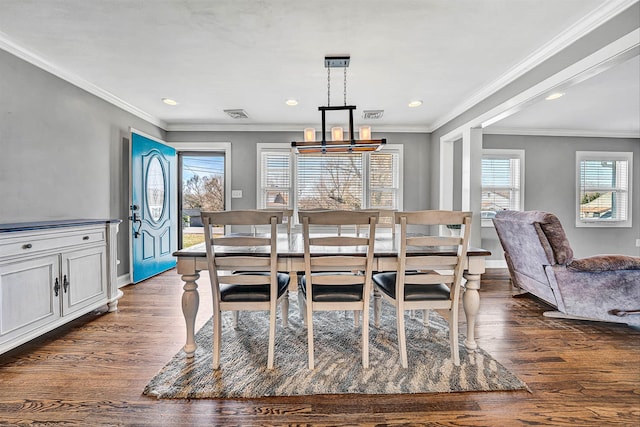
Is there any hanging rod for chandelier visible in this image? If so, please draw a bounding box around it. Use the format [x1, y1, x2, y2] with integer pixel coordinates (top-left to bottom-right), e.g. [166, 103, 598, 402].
[291, 55, 386, 154]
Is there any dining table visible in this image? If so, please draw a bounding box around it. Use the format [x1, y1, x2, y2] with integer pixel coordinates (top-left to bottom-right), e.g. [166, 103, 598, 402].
[173, 231, 491, 358]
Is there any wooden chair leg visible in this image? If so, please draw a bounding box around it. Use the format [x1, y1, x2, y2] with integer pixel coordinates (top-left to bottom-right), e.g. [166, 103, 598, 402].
[397, 306, 408, 368]
[354, 310, 360, 327]
[298, 291, 307, 326]
[232, 311, 239, 328]
[450, 309, 460, 366]
[373, 288, 381, 328]
[268, 303, 276, 369]
[307, 303, 315, 369]
[422, 309, 429, 327]
[281, 291, 289, 328]
[213, 310, 222, 370]
[362, 305, 369, 368]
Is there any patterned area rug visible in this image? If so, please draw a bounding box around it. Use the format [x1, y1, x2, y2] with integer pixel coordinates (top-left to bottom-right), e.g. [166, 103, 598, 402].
[144, 301, 528, 398]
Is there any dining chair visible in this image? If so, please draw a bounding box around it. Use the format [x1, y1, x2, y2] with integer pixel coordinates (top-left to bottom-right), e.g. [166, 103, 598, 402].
[255, 208, 294, 236]
[372, 210, 472, 367]
[357, 208, 397, 238]
[201, 210, 290, 370]
[298, 210, 379, 369]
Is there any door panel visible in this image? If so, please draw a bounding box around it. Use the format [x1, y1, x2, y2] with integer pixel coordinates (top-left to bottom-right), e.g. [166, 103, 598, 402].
[130, 130, 177, 283]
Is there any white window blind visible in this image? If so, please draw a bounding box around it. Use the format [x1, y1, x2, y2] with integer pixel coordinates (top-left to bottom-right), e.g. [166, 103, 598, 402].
[369, 152, 399, 209]
[577, 152, 632, 226]
[260, 150, 291, 208]
[296, 153, 363, 210]
[257, 144, 403, 214]
[481, 150, 524, 225]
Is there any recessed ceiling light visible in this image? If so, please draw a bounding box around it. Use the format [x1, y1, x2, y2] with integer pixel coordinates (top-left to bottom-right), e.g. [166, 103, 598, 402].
[408, 100, 423, 108]
[285, 99, 299, 106]
[545, 92, 564, 101]
[162, 98, 179, 106]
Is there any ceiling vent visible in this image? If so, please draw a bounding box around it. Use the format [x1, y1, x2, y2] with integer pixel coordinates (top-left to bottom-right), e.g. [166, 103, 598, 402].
[224, 109, 249, 119]
[362, 110, 384, 120]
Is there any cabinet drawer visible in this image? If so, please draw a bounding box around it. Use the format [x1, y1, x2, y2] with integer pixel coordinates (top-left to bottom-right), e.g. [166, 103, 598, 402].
[0, 230, 105, 258]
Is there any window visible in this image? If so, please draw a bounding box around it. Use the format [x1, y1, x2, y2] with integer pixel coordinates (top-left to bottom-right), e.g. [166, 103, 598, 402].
[481, 149, 524, 226]
[576, 151, 632, 227]
[257, 143, 402, 216]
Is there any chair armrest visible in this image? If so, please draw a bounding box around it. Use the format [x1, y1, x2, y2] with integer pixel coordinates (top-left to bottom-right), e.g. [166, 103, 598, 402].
[568, 255, 640, 272]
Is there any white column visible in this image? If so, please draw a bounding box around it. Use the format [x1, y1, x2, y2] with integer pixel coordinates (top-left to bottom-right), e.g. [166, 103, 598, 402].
[461, 127, 483, 248]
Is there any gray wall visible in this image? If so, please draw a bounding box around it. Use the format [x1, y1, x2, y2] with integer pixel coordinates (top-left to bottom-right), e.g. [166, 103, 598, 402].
[482, 134, 640, 260]
[166, 131, 431, 212]
[0, 49, 164, 277]
[0, 47, 432, 280]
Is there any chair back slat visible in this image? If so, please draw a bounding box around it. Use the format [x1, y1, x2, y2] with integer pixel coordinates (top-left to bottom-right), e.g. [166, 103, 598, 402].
[218, 274, 271, 285]
[404, 256, 459, 270]
[404, 274, 455, 285]
[213, 236, 272, 247]
[311, 274, 366, 286]
[407, 236, 461, 247]
[214, 256, 271, 270]
[309, 236, 370, 247]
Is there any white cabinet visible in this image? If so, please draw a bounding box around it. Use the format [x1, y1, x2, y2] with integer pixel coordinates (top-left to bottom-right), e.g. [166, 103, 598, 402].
[0, 220, 120, 354]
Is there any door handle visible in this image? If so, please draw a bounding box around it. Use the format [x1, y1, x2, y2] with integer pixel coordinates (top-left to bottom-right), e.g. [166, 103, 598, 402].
[129, 210, 142, 238]
[63, 275, 69, 293]
[54, 278, 60, 296]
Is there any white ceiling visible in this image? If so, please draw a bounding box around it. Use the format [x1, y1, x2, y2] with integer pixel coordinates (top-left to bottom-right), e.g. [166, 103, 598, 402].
[0, 0, 638, 135]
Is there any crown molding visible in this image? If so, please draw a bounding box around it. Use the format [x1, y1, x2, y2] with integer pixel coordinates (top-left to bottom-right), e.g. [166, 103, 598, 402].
[484, 126, 640, 139]
[164, 122, 431, 133]
[428, 0, 639, 133]
[0, 31, 167, 130]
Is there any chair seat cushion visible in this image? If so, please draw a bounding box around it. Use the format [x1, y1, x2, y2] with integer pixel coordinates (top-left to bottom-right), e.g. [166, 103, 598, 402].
[220, 272, 290, 302]
[299, 273, 363, 302]
[372, 272, 450, 301]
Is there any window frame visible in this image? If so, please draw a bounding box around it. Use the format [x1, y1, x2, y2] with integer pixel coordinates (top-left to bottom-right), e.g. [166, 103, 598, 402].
[481, 148, 525, 227]
[575, 151, 633, 228]
[257, 143, 403, 219]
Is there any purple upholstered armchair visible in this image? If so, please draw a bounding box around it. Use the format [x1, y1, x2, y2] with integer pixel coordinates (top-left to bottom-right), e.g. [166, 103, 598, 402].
[493, 210, 640, 326]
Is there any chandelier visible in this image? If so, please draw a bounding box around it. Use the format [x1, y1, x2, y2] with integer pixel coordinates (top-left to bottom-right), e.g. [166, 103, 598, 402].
[291, 55, 386, 154]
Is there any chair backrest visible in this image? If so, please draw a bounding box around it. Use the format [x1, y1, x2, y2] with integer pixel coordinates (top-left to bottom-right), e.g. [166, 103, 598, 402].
[299, 210, 378, 297]
[395, 210, 472, 303]
[492, 210, 574, 286]
[357, 209, 397, 237]
[202, 210, 283, 303]
[255, 208, 293, 235]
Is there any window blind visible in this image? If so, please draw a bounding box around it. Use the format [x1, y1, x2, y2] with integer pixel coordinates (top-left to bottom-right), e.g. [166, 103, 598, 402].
[260, 151, 291, 208]
[579, 159, 628, 221]
[481, 156, 521, 215]
[296, 153, 363, 210]
[369, 152, 399, 209]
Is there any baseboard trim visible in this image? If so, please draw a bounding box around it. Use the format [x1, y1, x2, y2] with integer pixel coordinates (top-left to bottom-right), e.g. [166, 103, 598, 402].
[118, 274, 132, 288]
[485, 260, 508, 269]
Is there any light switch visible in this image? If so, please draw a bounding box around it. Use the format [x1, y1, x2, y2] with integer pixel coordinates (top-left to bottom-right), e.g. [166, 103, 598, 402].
[231, 190, 243, 199]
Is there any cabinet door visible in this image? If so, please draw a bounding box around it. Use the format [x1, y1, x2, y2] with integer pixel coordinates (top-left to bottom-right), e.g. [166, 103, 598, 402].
[0, 255, 61, 348]
[61, 246, 107, 317]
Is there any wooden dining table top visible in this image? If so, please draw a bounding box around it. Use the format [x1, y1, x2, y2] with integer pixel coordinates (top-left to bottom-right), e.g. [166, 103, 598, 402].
[173, 232, 491, 259]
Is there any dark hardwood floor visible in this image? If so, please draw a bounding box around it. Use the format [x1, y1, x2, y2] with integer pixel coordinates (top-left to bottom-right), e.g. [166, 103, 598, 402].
[0, 268, 638, 426]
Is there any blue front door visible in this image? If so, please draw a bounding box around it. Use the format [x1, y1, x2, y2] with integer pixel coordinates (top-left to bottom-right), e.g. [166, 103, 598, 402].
[130, 130, 177, 283]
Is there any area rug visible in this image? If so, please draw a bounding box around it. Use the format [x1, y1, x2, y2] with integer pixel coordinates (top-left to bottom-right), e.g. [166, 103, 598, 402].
[144, 301, 528, 399]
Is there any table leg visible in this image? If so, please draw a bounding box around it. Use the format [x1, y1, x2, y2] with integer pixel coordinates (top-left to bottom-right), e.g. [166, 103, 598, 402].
[181, 273, 200, 358]
[462, 272, 480, 352]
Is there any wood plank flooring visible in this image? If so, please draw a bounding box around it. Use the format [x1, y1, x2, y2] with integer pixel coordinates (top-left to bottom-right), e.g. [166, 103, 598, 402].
[0, 269, 638, 426]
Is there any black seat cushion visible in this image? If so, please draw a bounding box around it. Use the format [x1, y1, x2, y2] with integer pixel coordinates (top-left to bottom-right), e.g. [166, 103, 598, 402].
[220, 272, 290, 302]
[372, 272, 450, 301]
[299, 273, 363, 302]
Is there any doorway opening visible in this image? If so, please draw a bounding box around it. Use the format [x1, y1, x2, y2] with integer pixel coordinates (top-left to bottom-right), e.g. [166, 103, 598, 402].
[178, 152, 225, 249]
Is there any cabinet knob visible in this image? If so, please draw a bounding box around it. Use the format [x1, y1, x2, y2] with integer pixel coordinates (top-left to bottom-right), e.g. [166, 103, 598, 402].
[83, 236, 90, 240]
[22, 243, 32, 249]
